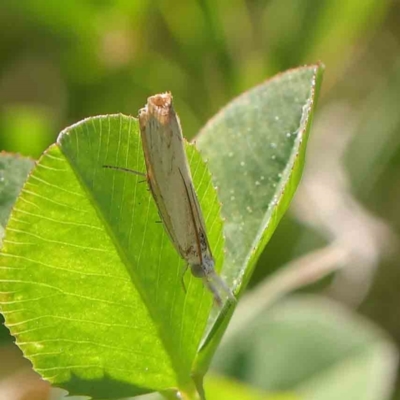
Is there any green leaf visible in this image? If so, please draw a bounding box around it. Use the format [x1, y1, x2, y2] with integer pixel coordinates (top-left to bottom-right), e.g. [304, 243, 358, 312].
[0, 115, 224, 398]
[0, 153, 35, 228]
[194, 64, 324, 374]
[213, 295, 398, 400]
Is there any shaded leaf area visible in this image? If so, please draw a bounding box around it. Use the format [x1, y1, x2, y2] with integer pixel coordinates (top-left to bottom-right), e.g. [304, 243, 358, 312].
[0, 153, 35, 228]
[195, 64, 324, 373]
[0, 153, 35, 344]
[88, 375, 298, 400]
[213, 295, 398, 400]
[0, 115, 224, 398]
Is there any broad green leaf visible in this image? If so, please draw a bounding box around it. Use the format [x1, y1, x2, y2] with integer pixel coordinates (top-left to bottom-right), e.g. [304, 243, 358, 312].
[213, 295, 398, 400]
[194, 64, 324, 374]
[0, 153, 35, 228]
[0, 115, 224, 398]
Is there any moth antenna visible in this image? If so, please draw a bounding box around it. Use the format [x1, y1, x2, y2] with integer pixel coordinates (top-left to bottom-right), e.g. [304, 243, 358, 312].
[204, 272, 236, 307]
[103, 165, 146, 177]
[203, 277, 223, 307]
[205, 271, 236, 303]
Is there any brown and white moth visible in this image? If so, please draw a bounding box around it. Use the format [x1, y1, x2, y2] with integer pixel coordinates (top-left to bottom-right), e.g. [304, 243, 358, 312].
[106, 93, 234, 306]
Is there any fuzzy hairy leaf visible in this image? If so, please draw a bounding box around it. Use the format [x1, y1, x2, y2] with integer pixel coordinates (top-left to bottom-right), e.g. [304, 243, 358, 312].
[194, 64, 324, 374]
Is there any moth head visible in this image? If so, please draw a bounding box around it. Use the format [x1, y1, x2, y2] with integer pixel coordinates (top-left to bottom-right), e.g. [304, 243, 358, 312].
[190, 263, 206, 278]
[190, 253, 215, 278]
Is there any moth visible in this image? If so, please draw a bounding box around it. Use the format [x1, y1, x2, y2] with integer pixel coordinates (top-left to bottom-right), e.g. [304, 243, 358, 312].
[105, 93, 234, 306]
[139, 93, 234, 306]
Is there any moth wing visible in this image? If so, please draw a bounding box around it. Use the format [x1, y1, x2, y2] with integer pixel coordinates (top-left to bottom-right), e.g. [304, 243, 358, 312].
[140, 118, 188, 259]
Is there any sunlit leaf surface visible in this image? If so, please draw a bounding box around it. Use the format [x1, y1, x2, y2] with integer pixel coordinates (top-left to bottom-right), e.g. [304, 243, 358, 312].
[0, 116, 224, 398]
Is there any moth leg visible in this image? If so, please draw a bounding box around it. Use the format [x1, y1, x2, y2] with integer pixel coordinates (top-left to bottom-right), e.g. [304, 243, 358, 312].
[180, 264, 189, 293]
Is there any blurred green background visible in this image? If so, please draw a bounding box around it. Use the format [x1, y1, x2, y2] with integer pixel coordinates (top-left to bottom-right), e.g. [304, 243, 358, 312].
[1, 0, 400, 399]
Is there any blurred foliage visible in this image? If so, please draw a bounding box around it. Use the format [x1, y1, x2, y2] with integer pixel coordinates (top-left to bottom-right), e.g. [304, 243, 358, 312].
[213, 295, 397, 400]
[1, 0, 400, 399]
[0, 0, 390, 147]
[204, 374, 298, 400]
